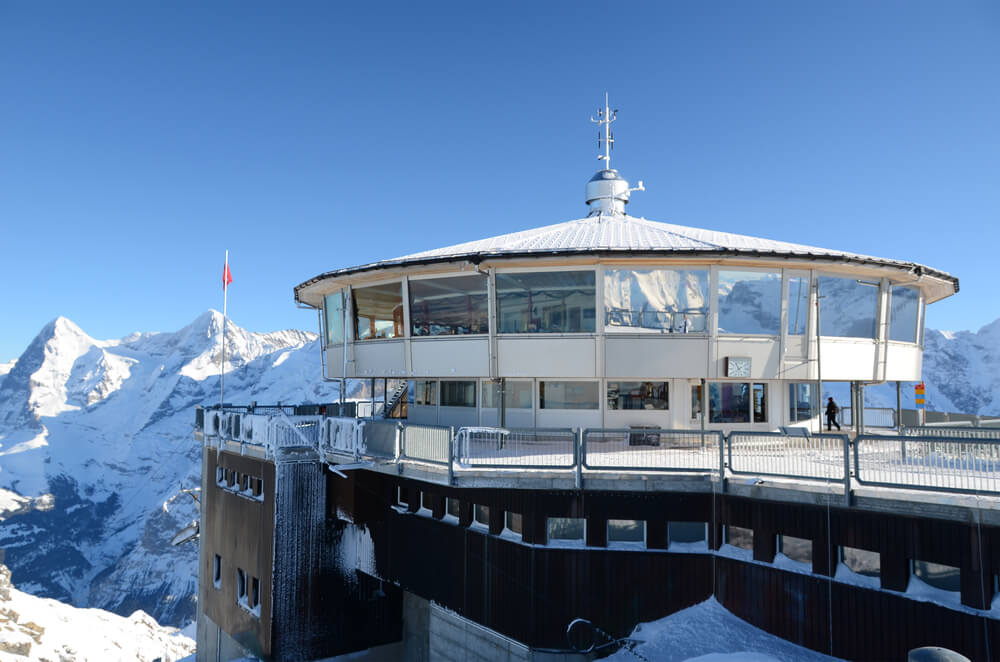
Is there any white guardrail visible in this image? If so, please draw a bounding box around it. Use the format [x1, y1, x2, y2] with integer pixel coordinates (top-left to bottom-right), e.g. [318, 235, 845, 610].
[195, 407, 1000, 497]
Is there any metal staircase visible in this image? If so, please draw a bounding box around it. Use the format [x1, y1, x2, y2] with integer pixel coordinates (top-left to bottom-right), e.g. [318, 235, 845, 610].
[380, 380, 409, 418]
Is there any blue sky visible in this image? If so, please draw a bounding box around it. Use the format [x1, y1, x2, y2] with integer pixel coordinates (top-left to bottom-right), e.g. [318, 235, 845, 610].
[1, 1, 997, 361]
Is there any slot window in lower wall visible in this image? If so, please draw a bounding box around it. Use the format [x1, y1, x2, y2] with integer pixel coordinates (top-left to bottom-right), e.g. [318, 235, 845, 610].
[213, 554, 222, 589]
[724, 525, 753, 551]
[607, 519, 645, 546]
[505, 512, 523, 538]
[547, 517, 586, 546]
[913, 560, 961, 594]
[778, 535, 812, 566]
[841, 546, 880, 579]
[669, 521, 708, 549]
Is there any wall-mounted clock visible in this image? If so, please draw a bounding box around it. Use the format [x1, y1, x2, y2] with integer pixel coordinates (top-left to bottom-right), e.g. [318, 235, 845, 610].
[726, 356, 752, 378]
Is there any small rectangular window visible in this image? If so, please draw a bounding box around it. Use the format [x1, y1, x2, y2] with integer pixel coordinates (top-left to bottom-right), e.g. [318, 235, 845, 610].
[669, 521, 708, 545]
[397, 486, 408, 507]
[441, 381, 476, 407]
[250, 576, 260, 609]
[505, 512, 523, 536]
[913, 560, 960, 593]
[410, 380, 438, 406]
[446, 498, 460, 521]
[778, 535, 812, 565]
[228, 470, 238, 489]
[608, 519, 645, 544]
[474, 504, 490, 527]
[725, 525, 753, 551]
[216, 466, 225, 484]
[842, 547, 880, 578]
[213, 554, 222, 588]
[241, 474, 250, 492]
[539, 381, 599, 410]
[421, 492, 434, 511]
[237, 568, 247, 600]
[547, 517, 585, 543]
[253, 477, 263, 498]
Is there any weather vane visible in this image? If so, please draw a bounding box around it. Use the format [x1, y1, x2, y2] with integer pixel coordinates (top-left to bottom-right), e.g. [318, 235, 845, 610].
[591, 92, 618, 169]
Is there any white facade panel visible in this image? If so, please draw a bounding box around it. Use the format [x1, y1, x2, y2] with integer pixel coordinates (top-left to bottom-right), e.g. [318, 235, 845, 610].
[438, 406, 479, 429]
[714, 338, 780, 379]
[605, 337, 708, 378]
[323, 345, 345, 379]
[884, 343, 923, 381]
[480, 408, 536, 428]
[498, 337, 597, 378]
[411, 337, 489, 377]
[817, 339, 878, 381]
[407, 404, 439, 426]
[604, 409, 672, 430]
[354, 340, 406, 377]
[536, 409, 601, 430]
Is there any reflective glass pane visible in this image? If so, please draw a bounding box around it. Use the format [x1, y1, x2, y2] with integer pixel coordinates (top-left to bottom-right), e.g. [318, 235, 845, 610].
[446, 498, 460, 519]
[889, 286, 919, 343]
[505, 512, 523, 535]
[608, 519, 645, 543]
[788, 383, 817, 422]
[691, 385, 703, 419]
[607, 382, 669, 410]
[779, 535, 812, 564]
[409, 274, 488, 336]
[709, 383, 750, 423]
[913, 560, 960, 592]
[605, 269, 708, 333]
[718, 271, 781, 335]
[441, 381, 476, 407]
[787, 276, 809, 335]
[547, 517, 585, 541]
[474, 504, 490, 526]
[842, 547, 879, 577]
[726, 525, 753, 550]
[409, 380, 438, 406]
[324, 291, 345, 345]
[540, 382, 599, 409]
[497, 271, 596, 333]
[481, 380, 533, 409]
[753, 383, 767, 423]
[670, 521, 707, 544]
[817, 276, 878, 338]
[354, 282, 404, 340]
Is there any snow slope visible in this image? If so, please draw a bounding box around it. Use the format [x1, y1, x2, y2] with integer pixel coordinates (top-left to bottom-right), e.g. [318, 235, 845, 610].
[0, 562, 194, 661]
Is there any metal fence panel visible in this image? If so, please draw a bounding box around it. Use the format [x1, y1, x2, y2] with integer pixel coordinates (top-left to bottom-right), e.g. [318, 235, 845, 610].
[581, 429, 721, 473]
[455, 427, 576, 469]
[902, 426, 1000, 439]
[728, 431, 848, 481]
[401, 425, 452, 466]
[270, 415, 321, 449]
[839, 407, 897, 428]
[362, 421, 400, 459]
[855, 434, 1000, 495]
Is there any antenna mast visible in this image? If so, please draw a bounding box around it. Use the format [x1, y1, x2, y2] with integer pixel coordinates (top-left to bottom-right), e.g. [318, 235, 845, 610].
[591, 92, 617, 169]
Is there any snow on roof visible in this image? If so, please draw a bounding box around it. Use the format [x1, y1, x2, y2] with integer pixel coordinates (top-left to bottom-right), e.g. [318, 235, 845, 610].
[295, 213, 958, 299]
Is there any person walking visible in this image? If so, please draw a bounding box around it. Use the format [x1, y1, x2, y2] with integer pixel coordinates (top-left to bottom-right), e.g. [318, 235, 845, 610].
[825, 397, 841, 431]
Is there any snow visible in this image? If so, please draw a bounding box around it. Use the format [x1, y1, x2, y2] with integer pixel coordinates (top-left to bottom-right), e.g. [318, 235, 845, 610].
[602, 597, 840, 661]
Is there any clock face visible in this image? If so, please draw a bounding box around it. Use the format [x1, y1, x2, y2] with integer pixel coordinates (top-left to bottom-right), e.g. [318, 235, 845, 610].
[727, 357, 751, 378]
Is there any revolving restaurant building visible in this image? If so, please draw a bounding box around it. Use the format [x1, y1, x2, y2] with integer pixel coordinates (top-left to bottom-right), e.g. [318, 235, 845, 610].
[294, 163, 957, 433]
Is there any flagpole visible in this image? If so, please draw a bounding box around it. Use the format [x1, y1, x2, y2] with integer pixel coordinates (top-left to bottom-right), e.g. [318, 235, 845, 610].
[221, 249, 229, 410]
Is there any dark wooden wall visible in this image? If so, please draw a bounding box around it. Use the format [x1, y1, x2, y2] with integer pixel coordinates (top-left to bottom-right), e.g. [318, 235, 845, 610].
[333, 470, 1000, 661]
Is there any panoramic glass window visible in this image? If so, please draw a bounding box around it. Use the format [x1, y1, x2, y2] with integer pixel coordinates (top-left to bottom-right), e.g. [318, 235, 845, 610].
[324, 291, 345, 345]
[889, 285, 919, 343]
[353, 282, 404, 340]
[547, 517, 585, 542]
[607, 382, 669, 410]
[481, 380, 533, 409]
[817, 276, 878, 338]
[539, 381, 599, 409]
[409, 380, 438, 406]
[440, 381, 476, 407]
[788, 383, 817, 422]
[787, 276, 809, 335]
[718, 270, 781, 335]
[604, 269, 709, 333]
[409, 274, 489, 336]
[608, 519, 645, 544]
[496, 271, 596, 333]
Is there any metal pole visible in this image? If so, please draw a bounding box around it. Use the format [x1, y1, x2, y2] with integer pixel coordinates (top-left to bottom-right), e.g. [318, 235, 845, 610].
[499, 378, 506, 429]
[896, 380, 902, 430]
[814, 279, 823, 435]
[221, 249, 229, 410]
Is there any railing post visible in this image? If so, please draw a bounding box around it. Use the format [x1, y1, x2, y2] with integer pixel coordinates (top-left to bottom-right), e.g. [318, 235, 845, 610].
[843, 433, 852, 506]
[448, 427, 455, 485]
[575, 429, 583, 490]
[719, 432, 727, 492]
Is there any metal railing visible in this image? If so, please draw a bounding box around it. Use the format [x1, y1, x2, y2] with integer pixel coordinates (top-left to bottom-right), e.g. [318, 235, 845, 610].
[839, 407, 897, 429]
[195, 405, 1000, 498]
[455, 427, 577, 469]
[581, 429, 721, 473]
[728, 431, 849, 482]
[401, 425, 452, 466]
[855, 435, 1000, 495]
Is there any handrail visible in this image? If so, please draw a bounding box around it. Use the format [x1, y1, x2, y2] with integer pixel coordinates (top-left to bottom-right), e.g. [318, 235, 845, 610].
[195, 405, 1000, 499]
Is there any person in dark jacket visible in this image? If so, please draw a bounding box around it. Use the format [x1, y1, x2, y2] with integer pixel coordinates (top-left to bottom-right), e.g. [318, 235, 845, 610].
[826, 397, 841, 431]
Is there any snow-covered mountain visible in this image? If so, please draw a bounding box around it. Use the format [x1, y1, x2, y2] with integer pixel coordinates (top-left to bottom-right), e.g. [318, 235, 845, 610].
[0, 311, 338, 627]
[0, 310, 996, 634]
[0, 561, 194, 661]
